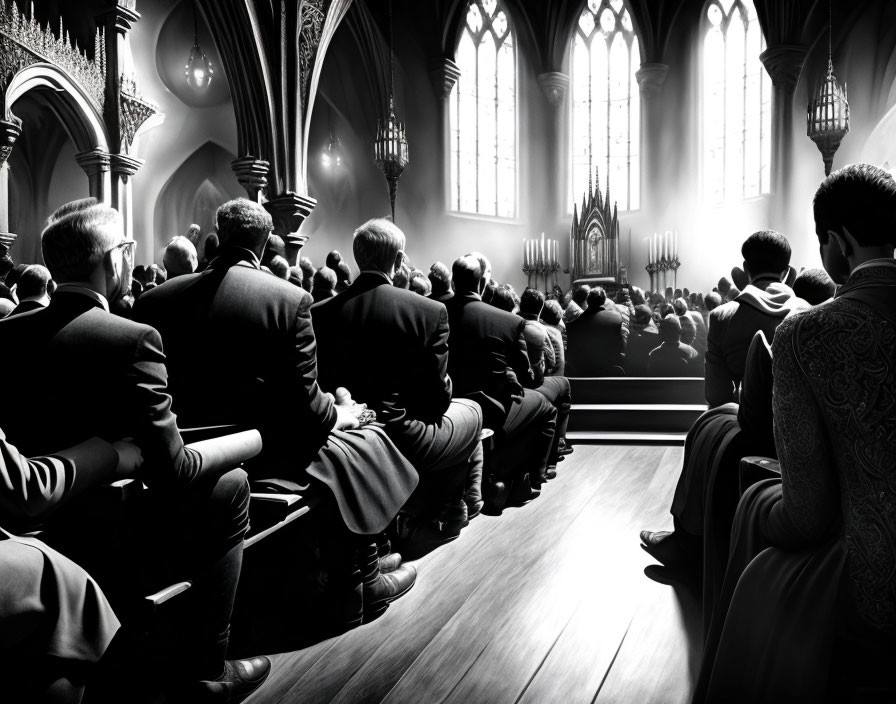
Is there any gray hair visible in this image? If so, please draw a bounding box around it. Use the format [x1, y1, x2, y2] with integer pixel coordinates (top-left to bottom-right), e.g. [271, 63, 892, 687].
[42, 203, 122, 282]
[353, 218, 405, 273]
[162, 235, 198, 277]
[215, 198, 272, 252]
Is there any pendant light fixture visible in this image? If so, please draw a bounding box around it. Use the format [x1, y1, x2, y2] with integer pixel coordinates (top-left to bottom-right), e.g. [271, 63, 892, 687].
[185, 1, 214, 89]
[807, 0, 849, 176]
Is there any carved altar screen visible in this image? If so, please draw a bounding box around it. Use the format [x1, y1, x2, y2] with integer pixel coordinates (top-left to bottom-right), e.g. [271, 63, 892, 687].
[570, 168, 619, 282]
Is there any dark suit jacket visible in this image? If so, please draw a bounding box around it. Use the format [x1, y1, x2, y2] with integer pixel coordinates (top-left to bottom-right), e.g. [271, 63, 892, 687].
[444, 292, 534, 426]
[133, 249, 336, 472]
[311, 272, 452, 426]
[565, 306, 625, 375]
[624, 323, 658, 377]
[648, 341, 699, 376]
[0, 291, 201, 492]
[8, 299, 45, 317]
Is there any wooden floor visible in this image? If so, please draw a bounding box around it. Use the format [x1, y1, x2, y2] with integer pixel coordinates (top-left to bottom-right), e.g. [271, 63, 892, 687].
[247, 444, 703, 704]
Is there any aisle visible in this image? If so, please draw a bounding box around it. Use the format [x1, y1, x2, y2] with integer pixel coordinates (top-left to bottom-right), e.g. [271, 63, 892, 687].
[248, 444, 700, 704]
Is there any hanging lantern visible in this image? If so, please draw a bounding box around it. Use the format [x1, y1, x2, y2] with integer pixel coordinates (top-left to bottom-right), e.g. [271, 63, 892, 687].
[185, 2, 214, 89]
[807, 0, 848, 176]
[373, 0, 409, 223]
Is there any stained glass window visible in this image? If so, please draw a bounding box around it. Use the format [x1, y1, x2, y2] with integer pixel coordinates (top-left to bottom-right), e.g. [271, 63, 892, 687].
[449, 0, 516, 218]
[570, 0, 640, 212]
[702, 0, 772, 204]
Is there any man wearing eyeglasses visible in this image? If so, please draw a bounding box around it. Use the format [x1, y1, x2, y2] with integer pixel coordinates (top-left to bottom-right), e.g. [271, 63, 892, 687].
[0, 200, 271, 702]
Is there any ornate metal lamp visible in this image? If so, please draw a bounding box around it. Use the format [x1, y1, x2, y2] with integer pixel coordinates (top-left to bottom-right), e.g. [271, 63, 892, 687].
[374, 0, 408, 223]
[185, 1, 214, 89]
[807, 0, 848, 176]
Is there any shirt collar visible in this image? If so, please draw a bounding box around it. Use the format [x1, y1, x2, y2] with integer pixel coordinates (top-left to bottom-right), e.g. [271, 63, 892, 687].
[360, 269, 392, 284]
[851, 257, 896, 274]
[54, 284, 109, 312]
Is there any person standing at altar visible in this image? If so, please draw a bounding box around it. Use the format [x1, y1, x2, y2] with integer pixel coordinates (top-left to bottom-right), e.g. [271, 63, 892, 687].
[704, 230, 803, 407]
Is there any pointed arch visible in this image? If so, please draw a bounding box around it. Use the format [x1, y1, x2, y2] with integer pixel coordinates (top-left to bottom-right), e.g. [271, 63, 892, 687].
[569, 0, 641, 212]
[449, 0, 517, 218]
[701, 0, 772, 204]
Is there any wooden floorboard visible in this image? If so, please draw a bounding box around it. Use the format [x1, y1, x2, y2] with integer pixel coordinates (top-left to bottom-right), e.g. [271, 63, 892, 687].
[246, 444, 698, 704]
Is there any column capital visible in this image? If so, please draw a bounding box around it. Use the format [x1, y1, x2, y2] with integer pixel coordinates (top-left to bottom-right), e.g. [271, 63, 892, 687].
[263, 192, 317, 264]
[429, 58, 462, 101]
[75, 148, 112, 177]
[97, 2, 141, 35]
[0, 117, 23, 166]
[109, 153, 143, 182]
[760, 45, 808, 95]
[537, 72, 569, 108]
[231, 157, 270, 201]
[635, 63, 669, 100]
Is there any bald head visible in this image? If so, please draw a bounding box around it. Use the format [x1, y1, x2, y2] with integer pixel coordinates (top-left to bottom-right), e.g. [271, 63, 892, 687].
[163, 235, 198, 278]
[17, 264, 53, 301]
[353, 218, 405, 274]
[452, 255, 483, 294]
[42, 203, 122, 283]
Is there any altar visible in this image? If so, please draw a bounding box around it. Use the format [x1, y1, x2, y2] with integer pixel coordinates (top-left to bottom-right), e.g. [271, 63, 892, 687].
[569, 169, 627, 296]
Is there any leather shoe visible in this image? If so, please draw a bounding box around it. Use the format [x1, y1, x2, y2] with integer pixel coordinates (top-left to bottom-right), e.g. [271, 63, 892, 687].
[643, 564, 697, 587]
[544, 465, 558, 480]
[363, 562, 417, 623]
[466, 498, 484, 520]
[392, 513, 460, 559]
[640, 530, 695, 569]
[192, 656, 271, 703]
[440, 500, 469, 533]
[379, 552, 402, 573]
[481, 477, 507, 516]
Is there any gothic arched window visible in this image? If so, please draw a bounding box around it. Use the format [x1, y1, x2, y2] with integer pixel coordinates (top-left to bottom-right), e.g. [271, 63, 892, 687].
[570, 0, 641, 212]
[449, 0, 517, 218]
[702, 0, 771, 204]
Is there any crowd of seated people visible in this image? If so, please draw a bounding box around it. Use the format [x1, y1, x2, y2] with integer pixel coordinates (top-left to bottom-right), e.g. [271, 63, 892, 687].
[639, 164, 896, 701]
[0, 198, 573, 702]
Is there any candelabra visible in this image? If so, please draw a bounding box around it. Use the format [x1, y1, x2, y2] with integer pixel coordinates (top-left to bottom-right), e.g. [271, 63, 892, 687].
[645, 255, 680, 293]
[522, 235, 560, 294]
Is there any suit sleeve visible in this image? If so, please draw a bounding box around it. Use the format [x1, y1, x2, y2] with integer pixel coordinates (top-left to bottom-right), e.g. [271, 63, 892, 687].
[705, 309, 736, 407]
[290, 291, 337, 449]
[128, 326, 204, 489]
[418, 304, 453, 421]
[762, 316, 838, 547]
[0, 430, 118, 523]
[512, 319, 537, 389]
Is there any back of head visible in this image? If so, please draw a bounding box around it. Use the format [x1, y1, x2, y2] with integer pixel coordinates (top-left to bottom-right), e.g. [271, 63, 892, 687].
[451, 255, 483, 294]
[717, 277, 732, 295]
[673, 288, 683, 300]
[47, 197, 99, 225]
[203, 232, 219, 261]
[353, 218, 405, 274]
[428, 261, 452, 296]
[216, 198, 273, 255]
[586, 286, 606, 310]
[41, 203, 122, 283]
[268, 255, 290, 280]
[541, 299, 563, 325]
[393, 262, 410, 289]
[325, 250, 343, 270]
[519, 287, 545, 316]
[664, 286, 673, 301]
[572, 284, 590, 306]
[17, 264, 52, 300]
[491, 285, 515, 312]
[659, 314, 682, 343]
[313, 266, 337, 291]
[4, 262, 28, 289]
[658, 302, 674, 319]
[813, 163, 896, 249]
[672, 297, 689, 316]
[409, 271, 432, 296]
[335, 260, 352, 285]
[287, 265, 303, 288]
[705, 291, 722, 311]
[630, 286, 645, 306]
[678, 313, 697, 344]
[633, 304, 653, 326]
[162, 235, 198, 277]
[741, 230, 791, 277]
[0, 283, 14, 303]
[727, 286, 740, 300]
[793, 267, 836, 305]
[263, 234, 286, 264]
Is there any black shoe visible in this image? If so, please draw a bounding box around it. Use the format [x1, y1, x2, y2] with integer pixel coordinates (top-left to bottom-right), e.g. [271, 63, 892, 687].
[363, 563, 417, 623]
[440, 500, 469, 533]
[379, 552, 402, 573]
[643, 563, 697, 587]
[191, 656, 272, 703]
[506, 475, 539, 507]
[544, 465, 558, 480]
[640, 530, 695, 569]
[392, 513, 460, 559]
[480, 476, 507, 516]
[465, 498, 484, 520]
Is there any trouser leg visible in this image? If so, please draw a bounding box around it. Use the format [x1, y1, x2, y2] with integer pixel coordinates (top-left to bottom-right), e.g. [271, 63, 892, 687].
[496, 389, 556, 490]
[535, 376, 571, 467]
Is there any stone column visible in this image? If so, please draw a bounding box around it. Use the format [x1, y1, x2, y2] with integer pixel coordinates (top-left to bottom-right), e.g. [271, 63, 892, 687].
[231, 157, 270, 203]
[109, 153, 142, 242]
[760, 45, 807, 232]
[263, 192, 317, 265]
[0, 117, 23, 269]
[429, 58, 461, 216]
[75, 148, 112, 202]
[635, 63, 669, 215]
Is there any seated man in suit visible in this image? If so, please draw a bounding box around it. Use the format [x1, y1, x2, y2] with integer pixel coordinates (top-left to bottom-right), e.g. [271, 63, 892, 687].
[566, 287, 625, 376]
[648, 315, 699, 377]
[674, 297, 707, 360]
[445, 255, 556, 511]
[0, 201, 270, 701]
[624, 304, 658, 376]
[312, 219, 483, 555]
[705, 230, 804, 406]
[162, 235, 198, 279]
[518, 287, 572, 481]
[8, 264, 53, 316]
[134, 199, 418, 629]
[428, 261, 454, 302]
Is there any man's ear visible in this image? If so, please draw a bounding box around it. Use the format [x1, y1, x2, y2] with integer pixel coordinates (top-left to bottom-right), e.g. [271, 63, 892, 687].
[742, 261, 751, 281]
[828, 228, 850, 258]
[393, 250, 404, 272]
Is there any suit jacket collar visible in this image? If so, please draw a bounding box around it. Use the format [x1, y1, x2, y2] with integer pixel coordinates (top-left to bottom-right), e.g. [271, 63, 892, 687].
[208, 246, 261, 271]
[52, 285, 109, 313]
[457, 291, 482, 303]
[352, 271, 393, 293]
[838, 259, 896, 297]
